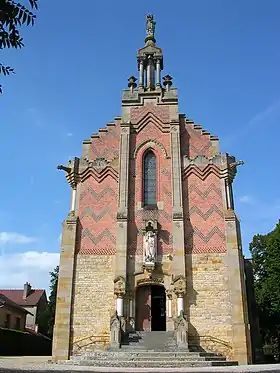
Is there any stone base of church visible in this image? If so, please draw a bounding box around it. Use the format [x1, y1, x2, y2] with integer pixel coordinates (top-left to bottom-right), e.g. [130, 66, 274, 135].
[53, 251, 251, 365]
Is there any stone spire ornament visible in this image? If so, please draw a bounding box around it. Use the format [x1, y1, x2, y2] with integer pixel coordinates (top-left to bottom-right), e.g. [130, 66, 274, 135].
[136, 14, 163, 91]
[145, 14, 156, 45]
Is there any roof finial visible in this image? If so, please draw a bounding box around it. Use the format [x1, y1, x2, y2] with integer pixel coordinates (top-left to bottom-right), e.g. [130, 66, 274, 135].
[145, 14, 156, 45]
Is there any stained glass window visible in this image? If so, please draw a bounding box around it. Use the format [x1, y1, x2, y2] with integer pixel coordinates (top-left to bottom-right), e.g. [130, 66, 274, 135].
[143, 151, 156, 206]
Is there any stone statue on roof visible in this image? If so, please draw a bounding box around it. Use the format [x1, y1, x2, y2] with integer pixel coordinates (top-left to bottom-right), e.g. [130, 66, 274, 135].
[146, 14, 156, 39]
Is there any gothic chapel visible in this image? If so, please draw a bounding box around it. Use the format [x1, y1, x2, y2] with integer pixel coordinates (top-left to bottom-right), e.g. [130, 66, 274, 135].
[53, 15, 252, 364]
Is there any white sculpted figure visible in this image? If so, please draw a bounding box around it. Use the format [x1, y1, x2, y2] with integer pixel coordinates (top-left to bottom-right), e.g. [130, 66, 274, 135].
[144, 230, 156, 263]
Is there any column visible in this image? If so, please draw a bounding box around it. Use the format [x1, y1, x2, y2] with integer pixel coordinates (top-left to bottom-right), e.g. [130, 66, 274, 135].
[156, 59, 161, 88]
[116, 297, 123, 317]
[70, 188, 76, 211]
[225, 179, 232, 209]
[146, 59, 151, 90]
[168, 297, 172, 318]
[139, 60, 144, 89]
[129, 298, 134, 318]
[177, 296, 184, 316]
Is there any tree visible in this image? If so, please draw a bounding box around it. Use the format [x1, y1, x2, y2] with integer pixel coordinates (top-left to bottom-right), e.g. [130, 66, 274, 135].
[0, 0, 38, 93]
[37, 265, 59, 338]
[250, 220, 280, 358]
[48, 265, 59, 337]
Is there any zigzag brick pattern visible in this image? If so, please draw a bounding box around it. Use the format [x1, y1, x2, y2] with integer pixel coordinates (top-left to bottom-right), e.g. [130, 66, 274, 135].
[183, 173, 226, 254]
[78, 177, 117, 255]
[131, 103, 169, 125]
[128, 107, 172, 256]
[180, 120, 213, 158]
[89, 119, 121, 160]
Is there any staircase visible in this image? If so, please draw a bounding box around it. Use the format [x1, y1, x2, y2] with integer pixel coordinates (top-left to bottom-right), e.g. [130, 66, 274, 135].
[69, 331, 238, 368]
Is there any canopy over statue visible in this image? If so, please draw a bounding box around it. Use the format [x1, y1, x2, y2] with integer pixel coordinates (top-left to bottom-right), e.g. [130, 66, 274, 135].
[145, 14, 156, 44]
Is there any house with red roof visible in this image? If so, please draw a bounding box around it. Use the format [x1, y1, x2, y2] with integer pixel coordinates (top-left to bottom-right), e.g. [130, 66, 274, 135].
[0, 293, 33, 331]
[0, 282, 47, 332]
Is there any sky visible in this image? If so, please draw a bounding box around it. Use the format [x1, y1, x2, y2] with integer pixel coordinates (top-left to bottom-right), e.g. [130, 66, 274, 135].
[0, 0, 279, 294]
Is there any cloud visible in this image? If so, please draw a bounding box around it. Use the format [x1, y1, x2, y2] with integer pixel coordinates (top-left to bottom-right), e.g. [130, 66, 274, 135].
[0, 232, 36, 245]
[239, 195, 254, 204]
[0, 251, 60, 292]
[222, 99, 280, 146]
[66, 132, 73, 137]
[247, 100, 280, 127]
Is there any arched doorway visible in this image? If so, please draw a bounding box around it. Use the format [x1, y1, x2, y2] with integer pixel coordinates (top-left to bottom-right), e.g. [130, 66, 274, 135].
[135, 285, 166, 331]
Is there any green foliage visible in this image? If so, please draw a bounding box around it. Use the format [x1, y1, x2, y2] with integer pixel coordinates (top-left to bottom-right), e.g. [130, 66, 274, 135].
[250, 220, 280, 352]
[48, 265, 59, 336]
[0, 0, 38, 93]
[37, 265, 59, 338]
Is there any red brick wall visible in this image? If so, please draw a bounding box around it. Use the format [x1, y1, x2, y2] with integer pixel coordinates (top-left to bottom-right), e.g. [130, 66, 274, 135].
[78, 121, 120, 255]
[182, 123, 226, 254]
[181, 122, 213, 158]
[89, 120, 121, 160]
[128, 105, 172, 256]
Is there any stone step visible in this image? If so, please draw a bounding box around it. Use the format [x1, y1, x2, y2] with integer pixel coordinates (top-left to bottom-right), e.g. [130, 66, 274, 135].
[79, 356, 226, 362]
[76, 359, 238, 368]
[110, 350, 212, 357]
[69, 331, 238, 368]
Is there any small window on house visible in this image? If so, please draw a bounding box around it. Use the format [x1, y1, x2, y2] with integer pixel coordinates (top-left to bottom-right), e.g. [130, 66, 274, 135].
[4, 313, 11, 329]
[15, 317, 21, 330]
[143, 151, 157, 206]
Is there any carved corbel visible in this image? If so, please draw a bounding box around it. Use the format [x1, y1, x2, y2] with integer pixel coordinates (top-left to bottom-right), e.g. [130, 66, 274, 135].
[57, 157, 80, 189]
[229, 160, 244, 169]
[173, 275, 186, 297]
[114, 276, 126, 297]
[227, 157, 244, 183]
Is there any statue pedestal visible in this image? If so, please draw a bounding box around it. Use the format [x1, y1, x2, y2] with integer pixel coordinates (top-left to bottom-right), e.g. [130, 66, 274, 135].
[143, 262, 155, 273]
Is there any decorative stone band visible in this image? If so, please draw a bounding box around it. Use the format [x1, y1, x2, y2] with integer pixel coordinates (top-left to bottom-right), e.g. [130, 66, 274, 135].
[183, 154, 244, 183]
[57, 156, 119, 188]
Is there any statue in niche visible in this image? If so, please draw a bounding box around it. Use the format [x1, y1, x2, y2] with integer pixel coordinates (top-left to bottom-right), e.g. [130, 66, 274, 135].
[144, 230, 156, 263]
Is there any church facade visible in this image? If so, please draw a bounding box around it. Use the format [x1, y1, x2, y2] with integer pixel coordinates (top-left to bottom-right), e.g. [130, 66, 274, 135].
[53, 15, 252, 364]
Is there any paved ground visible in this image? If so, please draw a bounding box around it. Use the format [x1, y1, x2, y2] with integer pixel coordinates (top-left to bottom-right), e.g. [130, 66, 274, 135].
[1, 357, 280, 372]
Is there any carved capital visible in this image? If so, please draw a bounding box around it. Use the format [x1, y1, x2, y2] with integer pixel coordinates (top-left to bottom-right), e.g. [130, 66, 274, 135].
[166, 289, 173, 299]
[173, 275, 186, 297]
[172, 212, 183, 221]
[114, 276, 126, 297]
[137, 275, 163, 287]
[117, 212, 128, 221]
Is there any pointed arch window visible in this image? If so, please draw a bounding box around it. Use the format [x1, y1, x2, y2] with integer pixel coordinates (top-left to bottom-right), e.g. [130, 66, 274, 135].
[143, 151, 157, 206]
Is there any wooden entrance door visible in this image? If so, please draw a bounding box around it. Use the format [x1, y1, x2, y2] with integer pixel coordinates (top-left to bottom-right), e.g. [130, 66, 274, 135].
[136, 286, 151, 331]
